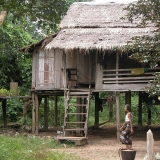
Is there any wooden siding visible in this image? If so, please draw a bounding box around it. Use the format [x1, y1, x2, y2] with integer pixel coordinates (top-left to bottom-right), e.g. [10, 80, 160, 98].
[33, 48, 63, 89]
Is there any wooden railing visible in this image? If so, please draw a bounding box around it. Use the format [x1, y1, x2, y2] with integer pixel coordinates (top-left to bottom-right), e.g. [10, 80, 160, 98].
[102, 67, 160, 84]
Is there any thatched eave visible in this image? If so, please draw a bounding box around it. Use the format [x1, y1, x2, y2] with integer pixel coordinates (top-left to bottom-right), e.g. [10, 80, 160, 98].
[45, 27, 155, 53]
[20, 33, 57, 53]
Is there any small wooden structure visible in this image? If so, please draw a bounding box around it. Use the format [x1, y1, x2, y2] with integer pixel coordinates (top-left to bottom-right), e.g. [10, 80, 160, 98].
[21, 2, 158, 144]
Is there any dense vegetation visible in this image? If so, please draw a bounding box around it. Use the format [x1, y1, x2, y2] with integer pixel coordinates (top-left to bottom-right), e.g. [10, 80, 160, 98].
[125, 0, 160, 96]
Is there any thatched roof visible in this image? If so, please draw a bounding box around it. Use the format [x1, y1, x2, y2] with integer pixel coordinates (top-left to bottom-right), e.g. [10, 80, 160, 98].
[45, 2, 154, 52]
[21, 33, 57, 53]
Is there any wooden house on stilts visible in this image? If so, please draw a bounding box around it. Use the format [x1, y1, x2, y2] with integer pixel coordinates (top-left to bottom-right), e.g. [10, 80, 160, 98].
[22, 2, 158, 145]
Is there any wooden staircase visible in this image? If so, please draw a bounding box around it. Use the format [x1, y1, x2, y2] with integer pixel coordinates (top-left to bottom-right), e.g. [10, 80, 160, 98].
[56, 87, 91, 145]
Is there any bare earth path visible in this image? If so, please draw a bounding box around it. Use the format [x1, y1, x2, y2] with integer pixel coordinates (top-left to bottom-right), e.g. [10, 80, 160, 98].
[47, 124, 160, 160]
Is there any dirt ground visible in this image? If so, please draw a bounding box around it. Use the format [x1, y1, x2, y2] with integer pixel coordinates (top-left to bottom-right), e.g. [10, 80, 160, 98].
[42, 124, 160, 160]
[1, 124, 160, 160]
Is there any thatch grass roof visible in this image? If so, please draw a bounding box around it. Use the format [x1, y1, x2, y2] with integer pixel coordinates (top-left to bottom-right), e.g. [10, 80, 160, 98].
[21, 33, 57, 53]
[45, 2, 155, 52]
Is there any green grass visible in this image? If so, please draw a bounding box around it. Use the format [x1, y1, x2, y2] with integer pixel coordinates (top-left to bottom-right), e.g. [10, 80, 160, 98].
[0, 135, 81, 160]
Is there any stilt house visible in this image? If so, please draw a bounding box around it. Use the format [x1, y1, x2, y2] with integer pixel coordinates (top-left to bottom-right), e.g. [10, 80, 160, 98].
[22, 2, 158, 144]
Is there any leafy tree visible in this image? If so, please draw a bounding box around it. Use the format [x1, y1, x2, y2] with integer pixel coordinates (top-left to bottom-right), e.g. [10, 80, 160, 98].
[0, 0, 92, 34]
[125, 0, 160, 96]
[0, 15, 36, 91]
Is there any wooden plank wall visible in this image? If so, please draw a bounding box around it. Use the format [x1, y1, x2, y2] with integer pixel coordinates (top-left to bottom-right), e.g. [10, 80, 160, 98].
[33, 47, 63, 89]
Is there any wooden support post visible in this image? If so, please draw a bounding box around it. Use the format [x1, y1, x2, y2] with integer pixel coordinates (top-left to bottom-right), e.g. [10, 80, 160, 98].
[2, 99, 7, 128]
[44, 96, 49, 131]
[32, 92, 36, 134]
[125, 91, 131, 106]
[35, 94, 39, 135]
[109, 92, 113, 121]
[54, 96, 58, 127]
[116, 92, 120, 140]
[147, 129, 154, 160]
[148, 108, 151, 126]
[138, 91, 142, 129]
[94, 92, 99, 129]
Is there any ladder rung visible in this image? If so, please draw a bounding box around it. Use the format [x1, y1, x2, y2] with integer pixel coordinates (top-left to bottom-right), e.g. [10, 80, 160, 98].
[68, 104, 87, 107]
[67, 113, 87, 115]
[65, 122, 86, 124]
[69, 96, 88, 98]
[64, 128, 86, 131]
[69, 92, 89, 95]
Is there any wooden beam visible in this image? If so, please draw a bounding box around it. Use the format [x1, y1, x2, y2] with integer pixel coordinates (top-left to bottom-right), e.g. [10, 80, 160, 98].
[54, 96, 58, 127]
[32, 92, 36, 134]
[148, 108, 151, 126]
[109, 92, 113, 121]
[125, 91, 131, 106]
[44, 96, 49, 131]
[138, 91, 142, 129]
[94, 92, 99, 129]
[2, 99, 7, 128]
[116, 92, 120, 140]
[35, 94, 39, 135]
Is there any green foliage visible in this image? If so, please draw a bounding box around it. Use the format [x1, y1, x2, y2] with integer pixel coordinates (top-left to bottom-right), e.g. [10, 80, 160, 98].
[0, 15, 35, 91]
[0, 0, 92, 33]
[0, 88, 13, 96]
[0, 135, 79, 160]
[145, 72, 160, 96]
[124, 0, 160, 96]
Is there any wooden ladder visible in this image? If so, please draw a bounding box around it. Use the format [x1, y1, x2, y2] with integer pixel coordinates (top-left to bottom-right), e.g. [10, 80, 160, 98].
[56, 87, 91, 145]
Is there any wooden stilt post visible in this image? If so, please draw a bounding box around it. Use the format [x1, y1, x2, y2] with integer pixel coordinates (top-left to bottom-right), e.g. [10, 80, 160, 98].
[94, 92, 99, 129]
[116, 92, 120, 140]
[148, 108, 151, 126]
[44, 96, 49, 131]
[125, 91, 131, 106]
[54, 96, 58, 127]
[2, 99, 7, 128]
[35, 94, 39, 135]
[138, 91, 142, 129]
[109, 92, 113, 121]
[32, 92, 36, 134]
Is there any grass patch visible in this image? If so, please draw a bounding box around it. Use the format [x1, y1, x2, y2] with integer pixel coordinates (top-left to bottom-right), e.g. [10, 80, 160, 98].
[0, 135, 81, 160]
